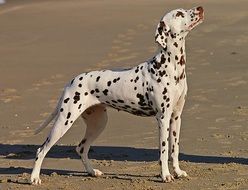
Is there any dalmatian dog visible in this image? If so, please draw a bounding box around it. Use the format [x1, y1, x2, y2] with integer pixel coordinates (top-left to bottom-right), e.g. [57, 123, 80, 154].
[31, 6, 204, 184]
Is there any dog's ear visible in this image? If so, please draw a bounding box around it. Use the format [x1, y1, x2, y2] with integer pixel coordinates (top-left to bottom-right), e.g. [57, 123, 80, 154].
[155, 21, 170, 50]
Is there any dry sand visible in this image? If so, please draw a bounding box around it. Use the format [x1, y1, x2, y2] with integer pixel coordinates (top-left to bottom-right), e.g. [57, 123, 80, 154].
[0, 0, 248, 189]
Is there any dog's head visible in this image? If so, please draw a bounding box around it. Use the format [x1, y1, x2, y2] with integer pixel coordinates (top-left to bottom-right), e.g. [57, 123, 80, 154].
[155, 6, 204, 49]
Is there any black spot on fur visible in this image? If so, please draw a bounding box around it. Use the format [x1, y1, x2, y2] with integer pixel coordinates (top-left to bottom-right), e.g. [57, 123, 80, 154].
[134, 76, 139, 83]
[150, 68, 155, 74]
[159, 70, 166, 77]
[103, 89, 108, 96]
[117, 99, 124, 103]
[79, 138, 86, 146]
[136, 93, 146, 106]
[180, 47, 183, 54]
[60, 108, 64, 112]
[65, 120, 68, 125]
[84, 92, 88, 96]
[79, 76, 83, 81]
[173, 131, 176, 137]
[162, 141, 166, 146]
[160, 54, 166, 64]
[162, 107, 165, 113]
[157, 21, 165, 35]
[145, 92, 149, 100]
[107, 81, 111, 86]
[64, 98, 70, 104]
[67, 112, 71, 119]
[78, 84, 82, 87]
[179, 55, 185, 65]
[73, 92, 80, 104]
[113, 77, 120, 83]
[80, 147, 84, 154]
[70, 79, 75, 85]
[96, 76, 100, 82]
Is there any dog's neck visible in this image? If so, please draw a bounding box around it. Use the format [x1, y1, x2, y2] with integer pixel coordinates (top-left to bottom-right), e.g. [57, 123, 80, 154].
[150, 37, 186, 84]
[167, 37, 186, 61]
[155, 38, 186, 67]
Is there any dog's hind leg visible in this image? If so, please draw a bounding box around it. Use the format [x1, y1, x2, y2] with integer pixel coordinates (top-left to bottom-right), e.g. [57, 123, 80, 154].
[76, 105, 108, 177]
[31, 88, 94, 184]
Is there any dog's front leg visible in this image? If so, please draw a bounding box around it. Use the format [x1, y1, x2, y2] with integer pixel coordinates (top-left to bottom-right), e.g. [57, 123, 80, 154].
[170, 95, 188, 178]
[157, 112, 174, 183]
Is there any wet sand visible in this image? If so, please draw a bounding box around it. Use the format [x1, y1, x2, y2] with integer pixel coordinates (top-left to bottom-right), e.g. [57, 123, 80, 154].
[0, 0, 247, 189]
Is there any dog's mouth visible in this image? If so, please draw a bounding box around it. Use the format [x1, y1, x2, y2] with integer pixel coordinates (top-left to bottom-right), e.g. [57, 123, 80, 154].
[188, 6, 204, 30]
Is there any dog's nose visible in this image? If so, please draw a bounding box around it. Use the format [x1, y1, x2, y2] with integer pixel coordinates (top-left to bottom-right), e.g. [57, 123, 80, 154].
[196, 6, 204, 13]
[196, 6, 204, 19]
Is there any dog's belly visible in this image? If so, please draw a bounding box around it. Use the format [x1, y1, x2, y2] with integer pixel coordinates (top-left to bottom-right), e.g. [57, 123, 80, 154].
[104, 99, 156, 117]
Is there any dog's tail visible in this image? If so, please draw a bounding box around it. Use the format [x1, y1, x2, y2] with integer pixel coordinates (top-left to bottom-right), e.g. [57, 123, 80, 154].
[34, 108, 58, 135]
[34, 91, 65, 135]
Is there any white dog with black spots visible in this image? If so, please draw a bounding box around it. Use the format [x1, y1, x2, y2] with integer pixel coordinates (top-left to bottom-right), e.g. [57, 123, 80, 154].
[31, 6, 204, 184]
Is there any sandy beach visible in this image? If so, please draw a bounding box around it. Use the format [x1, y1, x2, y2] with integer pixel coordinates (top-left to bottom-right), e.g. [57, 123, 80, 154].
[0, 0, 247, 189]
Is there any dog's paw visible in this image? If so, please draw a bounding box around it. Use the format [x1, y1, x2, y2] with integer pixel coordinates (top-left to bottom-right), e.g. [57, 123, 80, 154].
[30, 176, 41, 185]
[90, 169, 103, 177]
[162, 174, 174, 183]
[174, 169, 188, 178]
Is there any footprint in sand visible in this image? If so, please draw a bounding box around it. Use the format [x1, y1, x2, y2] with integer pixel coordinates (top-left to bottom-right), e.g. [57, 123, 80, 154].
[191, 95, 210, 103]
[0, 88, 21, 103]
[234, 106, 248, 116]
[223, 76, 247, 87]
[212, 133, 232, 146]
[10, 128, 33, 138]
[29, 74, 65, 91]
[215, 117, 228, 123]
[185, 104, 200, 114]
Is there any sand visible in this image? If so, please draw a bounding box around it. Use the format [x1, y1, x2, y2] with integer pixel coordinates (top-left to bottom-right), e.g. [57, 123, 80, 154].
[0, 0, 247, 189]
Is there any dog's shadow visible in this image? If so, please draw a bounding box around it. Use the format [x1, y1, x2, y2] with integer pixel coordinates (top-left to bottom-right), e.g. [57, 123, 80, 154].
[0, 144, 247, 177]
